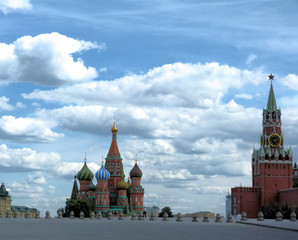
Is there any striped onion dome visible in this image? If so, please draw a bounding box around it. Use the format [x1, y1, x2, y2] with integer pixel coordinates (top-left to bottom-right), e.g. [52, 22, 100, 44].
[87, 181, 96, 191]
[117, 178, 129, 190]
[77, 156, 94, 181]
[129, 160, 142, 178]
[95, 161, 110, 181]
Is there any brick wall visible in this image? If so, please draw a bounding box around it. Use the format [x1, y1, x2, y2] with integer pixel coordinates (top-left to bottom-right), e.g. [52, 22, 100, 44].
[279, 188, 298, 208]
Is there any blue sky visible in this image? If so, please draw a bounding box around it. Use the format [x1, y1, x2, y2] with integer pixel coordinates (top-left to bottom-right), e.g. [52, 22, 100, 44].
[1, 0, 298, 215]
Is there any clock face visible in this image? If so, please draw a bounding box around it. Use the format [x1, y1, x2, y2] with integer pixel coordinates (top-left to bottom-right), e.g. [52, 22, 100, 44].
[268, 133, 281, 148]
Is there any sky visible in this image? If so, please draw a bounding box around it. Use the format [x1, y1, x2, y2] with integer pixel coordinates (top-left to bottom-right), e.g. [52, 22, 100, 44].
[1, 0, 298, 216]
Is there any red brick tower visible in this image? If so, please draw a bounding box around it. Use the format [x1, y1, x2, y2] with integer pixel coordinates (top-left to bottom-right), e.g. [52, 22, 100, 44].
[232, 74, 295, 218]
[105, 122, 124, 206]
[129, 159, 144, 211]
[252, 74, 293, 206]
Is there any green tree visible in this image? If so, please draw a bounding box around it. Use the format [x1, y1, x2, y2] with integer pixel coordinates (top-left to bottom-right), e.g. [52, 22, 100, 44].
[57, 207, 65, 217]
[158, 207, 173, 217]
[261, 203, 298, 219]
[64, 198, 94, 218]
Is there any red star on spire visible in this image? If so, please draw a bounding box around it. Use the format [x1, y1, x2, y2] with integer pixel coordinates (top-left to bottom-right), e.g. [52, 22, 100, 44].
[268, 73, 274, 80]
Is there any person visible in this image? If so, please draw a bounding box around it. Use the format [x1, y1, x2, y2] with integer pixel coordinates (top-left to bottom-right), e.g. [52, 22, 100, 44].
[143, 208, 147, 218]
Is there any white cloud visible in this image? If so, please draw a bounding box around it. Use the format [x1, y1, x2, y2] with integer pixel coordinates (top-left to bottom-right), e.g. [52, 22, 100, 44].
[0, 144, 101, 179]
[0, 97, 26, 111]
[235, 93, 253, 100]
[27, 172, 47, 185]
[22, 62, 265, 106]
[0, 0, 32, 14]
[0, 33, 105, 86]
[16, 102, 25, 108]
[0, 116, 64, 142]
[0, 96, 14, 110]
[281, 74, 298, 90]
[245, 53, 257, 66]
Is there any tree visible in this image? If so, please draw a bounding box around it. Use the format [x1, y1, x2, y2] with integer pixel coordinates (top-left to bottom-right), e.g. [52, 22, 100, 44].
[158, 207, 173, 217]
[64, 198, 94, 218]
[57, 207, 65, 217]
[261, 203, 298, 219]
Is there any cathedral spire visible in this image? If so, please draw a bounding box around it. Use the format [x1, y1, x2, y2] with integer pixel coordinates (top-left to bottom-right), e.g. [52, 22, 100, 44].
[107, 122, 121, 159]
[266, 74, 277, 112]
[71, 175, 78, 200]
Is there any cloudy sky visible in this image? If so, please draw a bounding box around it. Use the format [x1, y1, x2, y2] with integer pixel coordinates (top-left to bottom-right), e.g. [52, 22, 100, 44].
[1, 0, 298, 216]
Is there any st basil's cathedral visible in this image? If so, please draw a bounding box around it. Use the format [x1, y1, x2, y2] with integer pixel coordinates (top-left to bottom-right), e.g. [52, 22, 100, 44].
[71, 122, 144, 213]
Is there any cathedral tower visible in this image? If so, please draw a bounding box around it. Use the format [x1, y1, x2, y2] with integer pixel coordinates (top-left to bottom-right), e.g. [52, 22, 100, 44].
[105, 122, 124, 206]
[76, 154, 94, 199]
[95, 161, 110, 212]
[129, 159, 144, 211]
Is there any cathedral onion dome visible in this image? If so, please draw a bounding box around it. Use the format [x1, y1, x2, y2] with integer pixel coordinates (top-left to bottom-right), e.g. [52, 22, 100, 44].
[117, 178, 129, 190]
[130, 160, 142, 178]
[77, 155, 94, 181]
[111, 122, 118, 132]
[87, 181, 96, 191]
[95, 161, 110, 181]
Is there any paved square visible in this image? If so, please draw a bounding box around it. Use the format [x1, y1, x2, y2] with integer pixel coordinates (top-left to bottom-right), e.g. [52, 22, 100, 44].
[0, 218, 297, 240]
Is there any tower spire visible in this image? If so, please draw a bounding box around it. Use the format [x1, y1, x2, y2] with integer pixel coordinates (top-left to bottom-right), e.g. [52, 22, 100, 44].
[266, 74, 277, 112]
[107, 122, 121, 158]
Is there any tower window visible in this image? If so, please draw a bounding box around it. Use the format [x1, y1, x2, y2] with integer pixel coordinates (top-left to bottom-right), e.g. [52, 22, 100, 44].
[265, 154, 269, 160]
[272, 112, 276, 119]
[279, 155, 282, 160]
[285, 155, 289, 160]
[266, 112, 270, 120]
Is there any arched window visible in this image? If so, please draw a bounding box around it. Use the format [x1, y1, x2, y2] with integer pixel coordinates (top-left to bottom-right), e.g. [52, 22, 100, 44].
[266, 112, 270, 120]
[285, 154, 289, 160]
[265, 154, 269, 160]
[279, 154, 283, 160]
[272, 112, 276, 119]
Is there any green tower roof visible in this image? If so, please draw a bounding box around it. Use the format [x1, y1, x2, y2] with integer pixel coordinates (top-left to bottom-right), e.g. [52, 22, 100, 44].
[266, 80, 277, 112]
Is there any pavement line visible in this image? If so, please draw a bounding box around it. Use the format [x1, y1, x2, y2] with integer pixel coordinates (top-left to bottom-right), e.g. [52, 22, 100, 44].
[236, 221, 298, 233]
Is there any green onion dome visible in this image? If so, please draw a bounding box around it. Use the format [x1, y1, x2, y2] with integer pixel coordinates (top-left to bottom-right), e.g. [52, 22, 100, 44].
[117, 178, 129, 190]
[77, 155, 94, 181]
[130, 160, 142, 178]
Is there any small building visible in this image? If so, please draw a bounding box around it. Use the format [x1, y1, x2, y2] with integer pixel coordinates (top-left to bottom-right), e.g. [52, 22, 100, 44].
[11, 205, 38, 218]
[145, 206, 159, 215]
[225, 194, 231, 217]
[0, 183, 39, 217]
[0, 183, 11, 216]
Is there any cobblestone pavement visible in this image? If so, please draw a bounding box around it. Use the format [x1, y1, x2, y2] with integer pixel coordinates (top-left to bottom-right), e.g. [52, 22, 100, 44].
[0, 217, 297, 240]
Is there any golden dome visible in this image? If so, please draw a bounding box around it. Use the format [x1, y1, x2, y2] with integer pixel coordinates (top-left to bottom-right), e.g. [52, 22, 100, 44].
[117, 178, 129, 190]
[111, 122, 118, 132]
